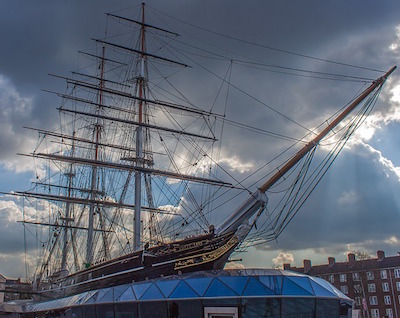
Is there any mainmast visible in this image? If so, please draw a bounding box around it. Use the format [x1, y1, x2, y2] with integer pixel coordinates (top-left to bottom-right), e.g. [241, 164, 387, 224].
[134, 2, 146, 251]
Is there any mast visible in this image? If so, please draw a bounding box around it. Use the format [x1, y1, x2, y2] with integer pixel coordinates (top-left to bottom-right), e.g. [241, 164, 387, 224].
[86, 44, 106, 267]
[217, 66, 396, 236]
[134, 2, 146, 251]
[60, 137, 75, 273]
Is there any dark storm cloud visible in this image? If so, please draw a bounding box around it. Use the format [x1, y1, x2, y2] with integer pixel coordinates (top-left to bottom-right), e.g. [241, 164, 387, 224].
[0, 0, 398, 141]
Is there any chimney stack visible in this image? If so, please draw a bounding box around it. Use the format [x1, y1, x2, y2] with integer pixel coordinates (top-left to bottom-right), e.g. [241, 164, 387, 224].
[303, 259, 311, 273]
[328, 257, 335, 267]
[283, 263, 291, 270]
[377, 250, 385, 261]
[348, 253, 356, 263]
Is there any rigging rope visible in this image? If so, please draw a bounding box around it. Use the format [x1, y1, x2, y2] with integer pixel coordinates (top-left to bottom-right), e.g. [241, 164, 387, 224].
[240, 83, 384, 250]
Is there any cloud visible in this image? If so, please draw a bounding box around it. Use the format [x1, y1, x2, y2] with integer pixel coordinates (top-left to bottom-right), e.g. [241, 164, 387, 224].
[219, 155, 254, 174]
[272, 252, 294, 267]
[0, 75, 38, 172]
[0, 197, 29, 256]
[389, 25, 400, 52]
[224, 262, 245, 270]
[363, 142, 400, 180]
[384, 236, 400, 246]
[337, 190, 359, 207]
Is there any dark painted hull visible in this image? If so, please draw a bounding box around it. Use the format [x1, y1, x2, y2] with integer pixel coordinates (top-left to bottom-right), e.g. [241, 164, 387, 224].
[35, 231, 238, 299]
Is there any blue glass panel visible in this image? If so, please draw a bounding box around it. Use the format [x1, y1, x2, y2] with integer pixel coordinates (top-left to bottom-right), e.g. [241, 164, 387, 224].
[282, 277, 313, 296]
[286, 276, 314, 295]
[311, 277, 344, 298]
[96, 288, 114, 303]
[113, 285, 131, 300]
[219, 276, 248, 295]
[75, 293, 88, 305]
[140, 283, 165, 300]
[259, 275, 282, 294]
[185, 277, 212, 296]
[156, 279, 180, 298]
[169, 280, 198, 299]
[66, 294, 81, 307]
[309, 278, 337, 297]
[132, 282, 152, 299]
[118, 286, 136, 301]
[243, 277, 274, 296]
[204, 278, 237, 297]
[88, 289, 106, 304]
[81, 290, 99, 304]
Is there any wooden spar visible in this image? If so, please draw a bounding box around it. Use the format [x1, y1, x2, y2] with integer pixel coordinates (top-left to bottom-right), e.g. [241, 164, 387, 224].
[259, 66, 396, 194]
[134, 2, 146, 251]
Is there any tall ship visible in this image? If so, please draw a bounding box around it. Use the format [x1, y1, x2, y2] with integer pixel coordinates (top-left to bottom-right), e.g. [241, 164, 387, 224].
[11, 3, 395, 299]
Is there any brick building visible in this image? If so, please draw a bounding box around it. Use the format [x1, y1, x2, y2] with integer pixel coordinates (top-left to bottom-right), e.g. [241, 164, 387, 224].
[0, 275, 5, 303]
[283, 250, 400, 318]
[0, 276, 31, 303]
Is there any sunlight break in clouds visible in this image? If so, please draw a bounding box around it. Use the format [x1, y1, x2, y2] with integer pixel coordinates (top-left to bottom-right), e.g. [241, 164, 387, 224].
[363, 142, 400, 181]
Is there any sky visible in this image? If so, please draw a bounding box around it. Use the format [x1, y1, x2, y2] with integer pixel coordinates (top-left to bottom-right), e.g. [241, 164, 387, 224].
[0, 0, 400, 279]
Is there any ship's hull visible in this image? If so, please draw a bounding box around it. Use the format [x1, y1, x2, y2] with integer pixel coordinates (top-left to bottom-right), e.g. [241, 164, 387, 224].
[35, 231, 238, 299]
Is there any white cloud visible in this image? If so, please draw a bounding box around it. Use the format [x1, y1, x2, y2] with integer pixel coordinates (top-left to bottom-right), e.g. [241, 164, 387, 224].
[389, 25, 400, 52]
[384, 236, 400, 246]
[224, 262, 245, 269]
[219, 156, 254, 173]
[391, 82, 400, 104]
[363, 142, 400, 181]
[272, 251, 294, 266]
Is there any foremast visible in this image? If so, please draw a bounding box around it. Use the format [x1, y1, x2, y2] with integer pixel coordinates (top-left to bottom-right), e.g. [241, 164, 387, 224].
[217, 66, 397, 237]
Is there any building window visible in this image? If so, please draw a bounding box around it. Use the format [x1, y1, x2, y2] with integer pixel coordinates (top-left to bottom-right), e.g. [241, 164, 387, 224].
[398, 295, 400, 304]
[384, 295, 391, 305]
[366, 271, 374, 280]
[354, 284, 362, 294]
[328, 274, 334, 283]
[386, 308, 393, 318]
[204, 307, 238, 318]
[340, 285, 348, 294]
[371, 309, 379, 318]
[355, 297, 361, 306]
[394, 268, 400, 278]
[369, 296, 378, 305]
[368, 283, 376, 293]
[380, 269, 387, 279]
[397, 282, 400, 291]
[352, 272, 360, 281]
[340, 274, 347, 282]
[382, 282, 389, 292]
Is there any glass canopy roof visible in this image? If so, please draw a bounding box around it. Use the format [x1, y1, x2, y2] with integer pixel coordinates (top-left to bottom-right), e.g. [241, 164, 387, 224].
[25, 269, 352, 313]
